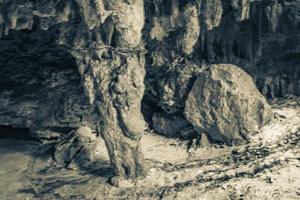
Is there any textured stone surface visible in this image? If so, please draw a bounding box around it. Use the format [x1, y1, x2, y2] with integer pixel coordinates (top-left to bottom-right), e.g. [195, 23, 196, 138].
[156, 64, 206, 114]
[0, 30, 95, 134]
[152, 112, 195, 138]
[0, 0, 147, 180]
[178, 3, 200, 55]
[0, 0, 299, 181]
[0, 99, 300, 198]
[144, 0, 300, 114]
[185, 64, 273, 144]
[54, 126, 108, 169]
[142, 0, 299, 141]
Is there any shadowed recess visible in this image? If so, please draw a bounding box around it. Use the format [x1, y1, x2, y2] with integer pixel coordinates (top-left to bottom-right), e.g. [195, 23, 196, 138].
[0, 125, 32, 141]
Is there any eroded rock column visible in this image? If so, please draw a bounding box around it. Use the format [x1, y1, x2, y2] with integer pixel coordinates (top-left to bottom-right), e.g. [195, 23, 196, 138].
[72, 0, 147, 182]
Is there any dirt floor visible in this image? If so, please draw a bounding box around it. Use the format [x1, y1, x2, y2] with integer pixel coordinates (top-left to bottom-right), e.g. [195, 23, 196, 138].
[0, 96, 299, 200]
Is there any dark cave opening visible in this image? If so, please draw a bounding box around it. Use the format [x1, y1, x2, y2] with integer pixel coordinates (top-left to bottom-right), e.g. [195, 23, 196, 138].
[0, 125, 32, 141]
[0, 28, 95, 138]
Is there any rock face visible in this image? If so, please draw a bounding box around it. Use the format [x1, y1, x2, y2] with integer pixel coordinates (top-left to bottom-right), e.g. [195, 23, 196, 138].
[0, 0, 147, 180]
[185, 64, 273, 144]
[142, 0, 299, 143]
[0, 30, 95, 136]
[144, 0, 300, 121]
[157, 64, 205, 114]
[0, 0, 299, 181]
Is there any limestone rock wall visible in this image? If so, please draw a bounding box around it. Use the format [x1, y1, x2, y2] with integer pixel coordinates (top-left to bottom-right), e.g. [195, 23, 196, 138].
[144, 0, 300, 111]
[0, 29, 95, 138]
[144, 0, 299, 137]
[0, 0, 148, 180]
[0, 0, 299, 141]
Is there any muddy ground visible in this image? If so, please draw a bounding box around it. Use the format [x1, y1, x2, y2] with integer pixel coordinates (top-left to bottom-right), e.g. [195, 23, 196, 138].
[0, 97, 299, 200]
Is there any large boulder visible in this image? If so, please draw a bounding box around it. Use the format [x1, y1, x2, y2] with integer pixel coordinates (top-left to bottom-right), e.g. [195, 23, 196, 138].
[184, 64, 273, 144]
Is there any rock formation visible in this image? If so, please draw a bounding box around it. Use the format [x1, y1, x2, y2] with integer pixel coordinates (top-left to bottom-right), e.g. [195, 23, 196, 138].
[144, 0, 299, 115]
[0, 0, 147, 182]
[144, 0, 299, 141]
[0, 29, 95, 139]
[184, 64, 273, 144]
[0, 0, 299, 182]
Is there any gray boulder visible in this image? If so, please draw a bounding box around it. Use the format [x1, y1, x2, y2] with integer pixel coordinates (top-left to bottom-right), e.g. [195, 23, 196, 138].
[184, 64, 273, 144]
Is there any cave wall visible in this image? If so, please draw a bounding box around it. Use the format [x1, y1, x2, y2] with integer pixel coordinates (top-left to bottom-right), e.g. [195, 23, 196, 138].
[0, 0, 299, 181]
[0, 0, 299, 135]
[143, 0, 300, 112]
[0, 29, 95, 138]
[0, 0, 148, 180]
[141, 0, 300, 134]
